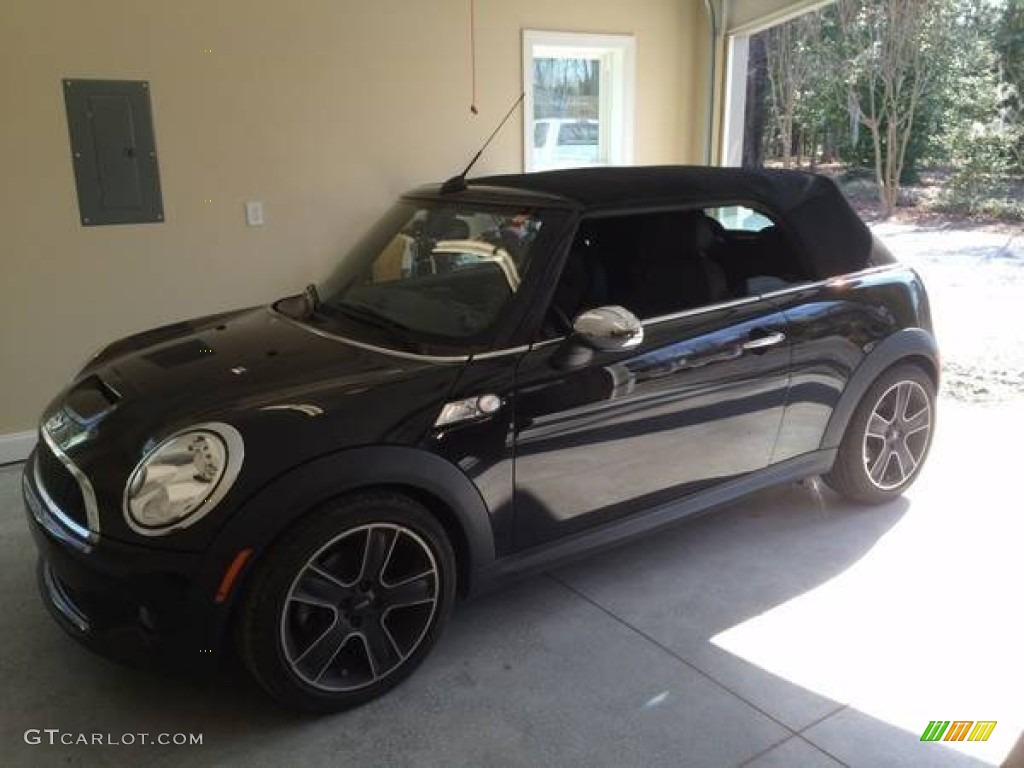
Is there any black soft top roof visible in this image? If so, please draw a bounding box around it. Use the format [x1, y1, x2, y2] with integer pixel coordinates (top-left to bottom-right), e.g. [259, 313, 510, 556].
[474, 165, 824, 209]
[466, 166, 872, 279]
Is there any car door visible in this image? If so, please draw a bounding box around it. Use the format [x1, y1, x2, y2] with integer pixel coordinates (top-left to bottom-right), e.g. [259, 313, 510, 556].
[512, 296, 791, 550]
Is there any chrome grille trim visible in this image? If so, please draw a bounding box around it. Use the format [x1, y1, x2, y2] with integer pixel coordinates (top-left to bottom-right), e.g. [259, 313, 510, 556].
[39, 428, 101, 538]
[24, 472, 93, 553]
[31, 458, 97, 545]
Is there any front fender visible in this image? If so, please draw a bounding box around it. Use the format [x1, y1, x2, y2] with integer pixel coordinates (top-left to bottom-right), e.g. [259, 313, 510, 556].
[820, 327, 939, 450]
[190, 445, 496, 649]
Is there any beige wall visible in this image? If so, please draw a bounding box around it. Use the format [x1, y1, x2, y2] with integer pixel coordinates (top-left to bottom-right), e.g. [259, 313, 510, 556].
[0, 0, 705, 434]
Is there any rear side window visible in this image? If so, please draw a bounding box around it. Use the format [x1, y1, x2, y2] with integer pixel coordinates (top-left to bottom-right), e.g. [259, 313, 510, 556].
[705, 205, 774, 233]
[700, 204, 812, 295]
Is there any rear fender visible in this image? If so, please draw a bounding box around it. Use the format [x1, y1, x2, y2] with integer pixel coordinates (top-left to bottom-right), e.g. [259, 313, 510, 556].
[821, 327, 939, 450]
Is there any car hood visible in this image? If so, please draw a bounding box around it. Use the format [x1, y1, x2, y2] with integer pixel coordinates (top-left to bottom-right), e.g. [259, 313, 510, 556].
[40, 306, 466, 548]
[69, 306, 436, 421]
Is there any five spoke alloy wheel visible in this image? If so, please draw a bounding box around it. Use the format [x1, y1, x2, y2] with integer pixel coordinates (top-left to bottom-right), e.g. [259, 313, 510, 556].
[823, 362, 936, 504]
[238, 492, 455, 712]
[861, 380, 932, 490]
[281, 524, 439, 691]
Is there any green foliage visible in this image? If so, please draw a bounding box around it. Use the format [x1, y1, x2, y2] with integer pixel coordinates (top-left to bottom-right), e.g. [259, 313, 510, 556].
[936, 0, 1024, 192]
[996, 0, 1024, 107]
[755, 0, 1023, 188]
[942, 124, 1024, 219]
[995, 0, 1024, 170]
[936, 172, 1024, 220]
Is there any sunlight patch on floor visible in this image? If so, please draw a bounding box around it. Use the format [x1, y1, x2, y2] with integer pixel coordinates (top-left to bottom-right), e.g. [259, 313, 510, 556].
[711, 401, 1024, 766]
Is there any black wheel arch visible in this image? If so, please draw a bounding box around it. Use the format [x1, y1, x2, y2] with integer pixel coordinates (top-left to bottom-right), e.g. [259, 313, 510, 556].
[821, 327, 939, 451]
[193, 445, 496, 653]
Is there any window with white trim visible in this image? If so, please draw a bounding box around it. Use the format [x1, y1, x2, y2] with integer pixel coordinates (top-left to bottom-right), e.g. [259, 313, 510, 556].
[522, 31, 635, 172]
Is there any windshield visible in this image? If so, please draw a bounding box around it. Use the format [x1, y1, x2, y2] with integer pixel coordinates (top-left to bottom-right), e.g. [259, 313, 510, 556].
[312, 201, 548, 353]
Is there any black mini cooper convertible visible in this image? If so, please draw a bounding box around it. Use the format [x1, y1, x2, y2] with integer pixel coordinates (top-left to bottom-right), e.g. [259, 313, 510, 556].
[25, 166, 938, 711]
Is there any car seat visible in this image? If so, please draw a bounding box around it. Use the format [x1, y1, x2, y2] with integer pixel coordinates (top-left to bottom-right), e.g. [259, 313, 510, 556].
[628, 212, 729, 318]
[549, 222, 610, 330]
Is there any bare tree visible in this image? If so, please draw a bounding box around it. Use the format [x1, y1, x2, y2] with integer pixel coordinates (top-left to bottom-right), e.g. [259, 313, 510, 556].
[837, 0, 945, 217]
[765, 14, 821, 167]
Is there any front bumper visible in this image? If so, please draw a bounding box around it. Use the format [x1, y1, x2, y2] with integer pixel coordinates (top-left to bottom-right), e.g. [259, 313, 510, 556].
[23, 450, 227, 675]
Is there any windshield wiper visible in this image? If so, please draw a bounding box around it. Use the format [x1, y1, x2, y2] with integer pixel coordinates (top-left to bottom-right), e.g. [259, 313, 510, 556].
[324, 302, 423, 353]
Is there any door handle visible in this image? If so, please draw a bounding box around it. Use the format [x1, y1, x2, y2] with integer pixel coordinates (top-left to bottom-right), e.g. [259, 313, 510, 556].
[741, 331, 786, 351]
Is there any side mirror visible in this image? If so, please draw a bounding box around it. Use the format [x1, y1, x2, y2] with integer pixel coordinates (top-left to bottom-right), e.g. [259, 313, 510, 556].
[572, 306, 644, 352]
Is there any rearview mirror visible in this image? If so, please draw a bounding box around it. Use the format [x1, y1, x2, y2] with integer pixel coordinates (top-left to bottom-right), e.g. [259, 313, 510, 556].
[572, 306, 644, 352]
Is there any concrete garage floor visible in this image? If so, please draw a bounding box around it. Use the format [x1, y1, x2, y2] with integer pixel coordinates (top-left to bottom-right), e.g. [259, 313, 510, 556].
[1, 399, 1022, 768]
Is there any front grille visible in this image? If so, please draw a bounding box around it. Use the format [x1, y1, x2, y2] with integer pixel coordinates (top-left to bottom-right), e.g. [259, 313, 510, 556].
[36, 441, 89, 531]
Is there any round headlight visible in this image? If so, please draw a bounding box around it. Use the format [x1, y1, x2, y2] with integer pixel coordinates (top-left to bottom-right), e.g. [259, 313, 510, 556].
[123, 423, 244, 536]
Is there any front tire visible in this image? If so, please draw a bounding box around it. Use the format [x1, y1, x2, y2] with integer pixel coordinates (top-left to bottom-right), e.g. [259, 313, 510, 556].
[823, 363, 936, 505]
[237, 491, 456, 712]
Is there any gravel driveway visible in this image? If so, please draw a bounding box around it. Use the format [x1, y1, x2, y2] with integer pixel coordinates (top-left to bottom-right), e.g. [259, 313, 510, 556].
[872, 222, 1024, 403]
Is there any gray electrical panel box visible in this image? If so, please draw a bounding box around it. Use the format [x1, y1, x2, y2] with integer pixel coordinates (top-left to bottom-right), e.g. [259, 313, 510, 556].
[63, 79, 164, 226]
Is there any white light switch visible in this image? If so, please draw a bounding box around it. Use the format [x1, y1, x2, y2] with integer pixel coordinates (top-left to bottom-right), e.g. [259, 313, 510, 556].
[245, 201, 264, 226]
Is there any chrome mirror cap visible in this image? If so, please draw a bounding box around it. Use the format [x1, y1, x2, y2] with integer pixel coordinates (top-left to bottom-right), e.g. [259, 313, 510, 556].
[573, 305, 644, 352]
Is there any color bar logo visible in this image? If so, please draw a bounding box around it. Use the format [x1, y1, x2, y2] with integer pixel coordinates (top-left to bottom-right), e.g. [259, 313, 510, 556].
[920, 721, 997, 742]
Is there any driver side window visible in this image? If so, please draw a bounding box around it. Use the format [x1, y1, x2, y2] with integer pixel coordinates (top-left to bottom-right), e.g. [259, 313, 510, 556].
[545, 210, 731, 333]
[545, 205, 809, 336]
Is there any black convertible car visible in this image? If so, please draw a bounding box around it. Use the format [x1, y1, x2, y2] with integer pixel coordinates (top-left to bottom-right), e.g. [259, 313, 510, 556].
[24, 166, 938, 711]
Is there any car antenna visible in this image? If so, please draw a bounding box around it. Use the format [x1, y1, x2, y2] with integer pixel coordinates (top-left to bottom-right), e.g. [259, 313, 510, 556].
[441, 92, 525, 194]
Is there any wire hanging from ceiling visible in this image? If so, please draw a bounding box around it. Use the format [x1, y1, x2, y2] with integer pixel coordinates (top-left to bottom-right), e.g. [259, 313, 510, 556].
[469, 0, 479, 114]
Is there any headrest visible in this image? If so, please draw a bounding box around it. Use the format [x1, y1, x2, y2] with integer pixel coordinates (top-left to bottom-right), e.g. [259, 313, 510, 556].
[424, 213, 469, 240]
[686, 213, 717, 252]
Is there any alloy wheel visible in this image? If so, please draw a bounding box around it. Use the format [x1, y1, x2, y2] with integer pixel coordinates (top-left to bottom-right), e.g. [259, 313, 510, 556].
[279, 523, 439, 692]
[861, 379, 932, 491]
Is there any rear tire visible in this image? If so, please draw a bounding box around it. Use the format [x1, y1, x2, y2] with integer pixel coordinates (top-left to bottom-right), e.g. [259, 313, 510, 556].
[237, 491, 456, 712]
[823, 363, 936, 505]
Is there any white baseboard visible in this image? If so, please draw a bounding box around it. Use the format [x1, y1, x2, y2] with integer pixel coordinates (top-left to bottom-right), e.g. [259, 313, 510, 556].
[0, 430, 36, 464]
